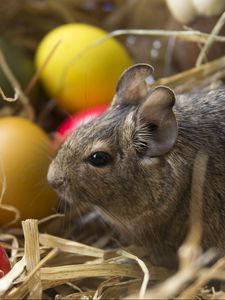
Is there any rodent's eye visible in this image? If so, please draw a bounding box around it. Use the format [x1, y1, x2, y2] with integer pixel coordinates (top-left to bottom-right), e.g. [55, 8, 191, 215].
[87, 151, 112, 167]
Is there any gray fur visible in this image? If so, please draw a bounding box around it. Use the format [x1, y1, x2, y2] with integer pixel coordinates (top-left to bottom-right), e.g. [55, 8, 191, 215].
[48, 64, 225, 269]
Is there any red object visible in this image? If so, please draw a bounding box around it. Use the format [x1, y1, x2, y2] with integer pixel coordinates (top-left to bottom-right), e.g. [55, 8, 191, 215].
[0, 245, 11, 278]
[57, 104, 108, 138]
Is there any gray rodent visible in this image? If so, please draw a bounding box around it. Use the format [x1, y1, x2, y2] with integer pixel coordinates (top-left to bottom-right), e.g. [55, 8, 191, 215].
[48, 64, 225, 269]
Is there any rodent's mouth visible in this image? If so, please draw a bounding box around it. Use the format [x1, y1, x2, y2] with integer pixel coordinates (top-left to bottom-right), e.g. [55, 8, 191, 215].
[59, 192, 74, 205]
[54, 193, 75, 214]
[56, 197, 72, 212]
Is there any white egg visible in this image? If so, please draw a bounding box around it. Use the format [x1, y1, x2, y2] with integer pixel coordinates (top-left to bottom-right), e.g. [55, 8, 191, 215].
[166, 0, 198, 24]
[192, 0, 225, 16]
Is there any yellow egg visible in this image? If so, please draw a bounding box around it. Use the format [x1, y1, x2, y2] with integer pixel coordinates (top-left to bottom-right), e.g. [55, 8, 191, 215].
[0, 117, 57, 227]
[35, 23, 133, 113]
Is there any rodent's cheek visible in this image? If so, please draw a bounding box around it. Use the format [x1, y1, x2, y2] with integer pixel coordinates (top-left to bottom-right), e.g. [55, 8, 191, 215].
[73, 164, 114, 194]
[88, 164, 113, 175]
[78, 162, 113, 177]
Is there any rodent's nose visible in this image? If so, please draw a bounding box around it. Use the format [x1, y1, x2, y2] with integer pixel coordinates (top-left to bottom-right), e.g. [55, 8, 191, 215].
[47, 165, 64, 190]
[48, 176, 64, 190]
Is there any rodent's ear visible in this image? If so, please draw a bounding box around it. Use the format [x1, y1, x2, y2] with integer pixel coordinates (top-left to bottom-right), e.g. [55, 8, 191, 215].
[111, 63, 154, 106]
[134, 86, 178, 157]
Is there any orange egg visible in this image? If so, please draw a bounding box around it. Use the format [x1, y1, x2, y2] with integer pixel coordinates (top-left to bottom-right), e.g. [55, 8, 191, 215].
[0, 117, 57, 227]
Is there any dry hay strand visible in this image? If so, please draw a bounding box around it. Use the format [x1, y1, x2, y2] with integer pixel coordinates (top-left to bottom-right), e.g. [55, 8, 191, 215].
[0, 221, 148, 299]
[152, 54, 225, 93]
[0, 48, 34, 120]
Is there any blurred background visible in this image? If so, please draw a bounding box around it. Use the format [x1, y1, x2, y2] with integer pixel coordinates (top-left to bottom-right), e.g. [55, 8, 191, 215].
[1, 1, 224, 73]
